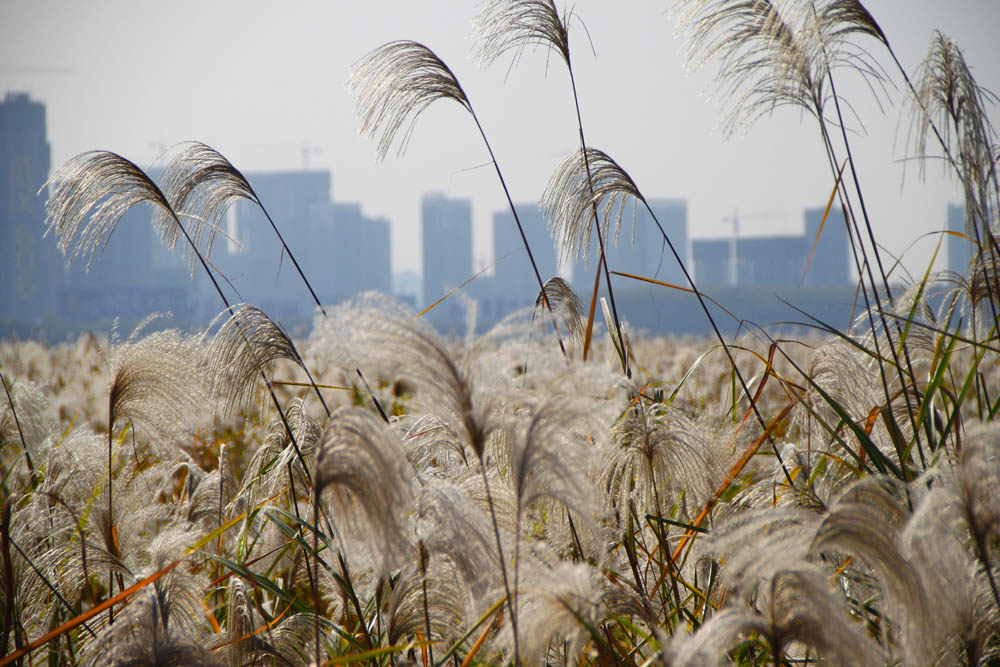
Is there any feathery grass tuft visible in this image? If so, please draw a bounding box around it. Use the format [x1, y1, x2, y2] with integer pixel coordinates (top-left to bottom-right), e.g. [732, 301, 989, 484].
[350, 40, 471, 161]
[473, 0, 571, 68]
[542, 147, 645, 266]
[43, 151, 214, 272]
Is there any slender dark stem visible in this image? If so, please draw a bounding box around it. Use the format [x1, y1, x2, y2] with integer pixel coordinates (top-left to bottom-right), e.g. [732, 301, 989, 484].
[567, 64, 630, 376]
[419, 542, 434, 666]
[107, 395, 114, 626]
[480, 461, 519, 664]
[254, 203, 329, 319]
[1, 501, 15, 658]
[815, 114, 914, 479]
[825, 70, 925, 465]
[467, 108, 568, 359]
[313, 487, 322, 667]
[0, 373, 33, 478]
[638, 200, 795, 486]
[250, 197, 390, 422]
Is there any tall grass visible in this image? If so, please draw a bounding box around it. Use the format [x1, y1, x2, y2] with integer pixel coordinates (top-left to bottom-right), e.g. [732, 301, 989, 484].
[1, 0, 998, 665]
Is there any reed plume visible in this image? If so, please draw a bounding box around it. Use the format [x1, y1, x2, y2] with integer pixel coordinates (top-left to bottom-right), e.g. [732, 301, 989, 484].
[314, 406, 415, 573]
[533, 277, 586, 356]
[351, 41, 566, 359]
[350, 41, 471, 161]
[43, 151, 218, 273]
[475, 0, 629, 367]
[207, 303, 328, 418]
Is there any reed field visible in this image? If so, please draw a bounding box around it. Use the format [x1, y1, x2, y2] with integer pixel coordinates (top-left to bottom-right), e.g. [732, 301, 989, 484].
[2, 0, 1000, 664]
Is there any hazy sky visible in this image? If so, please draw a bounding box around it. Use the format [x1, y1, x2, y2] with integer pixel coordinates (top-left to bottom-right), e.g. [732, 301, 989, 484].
[3, 1, 998, 281]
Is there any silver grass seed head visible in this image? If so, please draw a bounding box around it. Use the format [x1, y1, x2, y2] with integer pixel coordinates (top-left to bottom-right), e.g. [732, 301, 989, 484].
[960, 421, 1000, 552]
[473, 0, 571, 69]
[899, 481, 999, 665]
[156, 142, 251, 274]
[499, 561, 603, 666]
[909, 31, 998, 185]
[0, 377, 49, 468]
[380, 561, 466, 647]
[108, 329, 207, 445]
[542, 147, 645, 266]
[416, 480, 506, 607]
[207, 304, 306, 418]
[669, 566, 882, 666]
[676, 0, 887, 137]
[810, 478, 937, 656]
[533, 276, 587, 356]
[604, 402, 713, 521]
[814, 0, 886, 45]
[43, 151, 176, 272]
[350, 40, 471, 161]
[350, 307, 494, 462]
[81, 587, 222, 667]
[315, 406, 416, 573]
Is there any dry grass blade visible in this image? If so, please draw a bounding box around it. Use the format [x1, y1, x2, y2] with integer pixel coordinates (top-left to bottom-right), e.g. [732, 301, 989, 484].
[0, 558, 185, 666]
[802, 160, 847, 284]
[542, 147, 643, 265]
[350, 40, 471, 160]
[473, 0, 571, 68]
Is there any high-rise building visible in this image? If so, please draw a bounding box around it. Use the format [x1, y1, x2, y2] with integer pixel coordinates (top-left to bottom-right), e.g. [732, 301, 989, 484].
[692, 205, 849, 289]
[802, 206, 848, 286]
[692, 238, 730, 287]
[230, 170, 332, 318]
[572, 198, 688, 291]
[0, 92, 58, 322]
[736, 235, 806, 287]
[324, 201, 391, 302]
[492, 202, 558, 309]
[947, 202, 974, 275]
[422, 192, 472, 325]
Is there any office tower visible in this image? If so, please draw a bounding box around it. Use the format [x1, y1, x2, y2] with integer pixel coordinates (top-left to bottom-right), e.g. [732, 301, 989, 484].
[0, 92, 58, 321]
[802, 205, 848, 286]
[422, 192, 472, 323]
[572, 198, 688, 290]
[326, 201, 391, 302]
[493, 202, 558, 308]
[947, 202, 975, 275]
[692, 238, 730, 287]
[231, 170, 332, 318]
[735, 235, 806, 287]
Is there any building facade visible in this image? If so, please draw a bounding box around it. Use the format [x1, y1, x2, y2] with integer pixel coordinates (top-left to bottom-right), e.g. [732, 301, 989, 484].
[0, 92, 58, 322]
[421, 192, 472, 326]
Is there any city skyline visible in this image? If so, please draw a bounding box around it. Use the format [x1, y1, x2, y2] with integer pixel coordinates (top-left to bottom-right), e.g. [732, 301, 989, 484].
[0, 88, 983, 337]
[2, 1, 996, 282]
